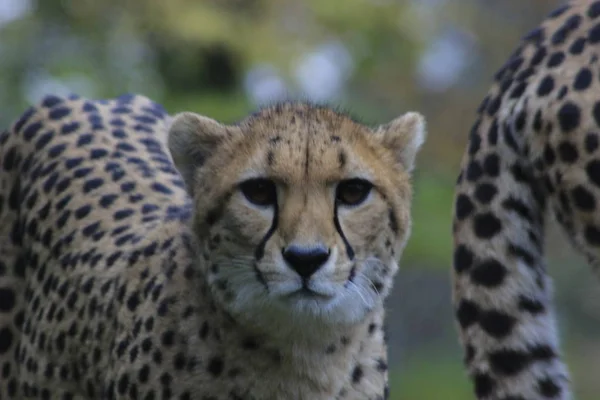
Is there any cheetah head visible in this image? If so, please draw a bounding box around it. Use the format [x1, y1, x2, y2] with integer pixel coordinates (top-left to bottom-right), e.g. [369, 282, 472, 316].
[168, 104, 425, 333]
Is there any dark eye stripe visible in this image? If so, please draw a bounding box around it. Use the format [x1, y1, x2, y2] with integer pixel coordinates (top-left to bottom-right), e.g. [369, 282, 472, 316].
[333, 200, 355, 260]
[254, 204, 278, 261]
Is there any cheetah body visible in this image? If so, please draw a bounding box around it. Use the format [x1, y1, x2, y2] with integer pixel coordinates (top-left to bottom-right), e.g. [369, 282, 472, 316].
[453, 1, 600, 399]
[0, 94, 424, 399]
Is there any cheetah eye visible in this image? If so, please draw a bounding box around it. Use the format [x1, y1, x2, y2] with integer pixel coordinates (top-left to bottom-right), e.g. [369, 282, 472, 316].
[239, 178, 277, 207]
[336, 178, 373, 207]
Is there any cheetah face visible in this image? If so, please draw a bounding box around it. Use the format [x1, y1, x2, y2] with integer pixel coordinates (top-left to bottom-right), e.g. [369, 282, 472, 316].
[169, 104, 425, 329]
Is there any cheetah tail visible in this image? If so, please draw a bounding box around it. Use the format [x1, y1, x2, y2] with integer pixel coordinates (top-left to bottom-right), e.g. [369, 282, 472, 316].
[451, 121, 572, 400]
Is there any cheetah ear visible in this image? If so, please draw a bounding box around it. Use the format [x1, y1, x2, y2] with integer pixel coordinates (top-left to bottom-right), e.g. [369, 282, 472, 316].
[168, 112, 234, 194]
[375, 112, 426, 173]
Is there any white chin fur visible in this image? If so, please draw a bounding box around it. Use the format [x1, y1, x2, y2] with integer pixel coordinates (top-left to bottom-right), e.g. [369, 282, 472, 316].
[210, 254, 394, 331]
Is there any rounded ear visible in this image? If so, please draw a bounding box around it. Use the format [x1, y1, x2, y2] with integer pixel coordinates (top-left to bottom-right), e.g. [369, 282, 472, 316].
[375, 112, 426, 173]
[168, 112, 234, 195]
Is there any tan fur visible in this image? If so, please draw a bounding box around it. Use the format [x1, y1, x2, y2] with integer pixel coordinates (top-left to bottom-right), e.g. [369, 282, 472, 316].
[0, 95, 424, 400]
[168, 103, 425, 399]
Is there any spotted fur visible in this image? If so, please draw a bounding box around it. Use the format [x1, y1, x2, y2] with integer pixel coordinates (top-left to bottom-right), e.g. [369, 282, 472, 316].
[452, 1, 600, 399]
[0, 94, 425, 399]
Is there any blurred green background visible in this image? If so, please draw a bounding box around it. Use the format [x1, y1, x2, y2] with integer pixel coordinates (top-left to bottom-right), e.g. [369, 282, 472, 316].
[1, 0, 598, 399]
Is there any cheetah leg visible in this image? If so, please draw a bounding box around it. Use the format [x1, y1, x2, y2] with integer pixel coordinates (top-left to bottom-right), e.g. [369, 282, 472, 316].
[452, 152, 571, 399]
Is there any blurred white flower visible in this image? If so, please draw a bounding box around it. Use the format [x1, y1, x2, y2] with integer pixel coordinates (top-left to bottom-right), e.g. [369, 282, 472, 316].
[0, 0, 31, 26]
[244, 64, 289, 106]
[417, 27, 475, 92]
[294, 41, 353, 102]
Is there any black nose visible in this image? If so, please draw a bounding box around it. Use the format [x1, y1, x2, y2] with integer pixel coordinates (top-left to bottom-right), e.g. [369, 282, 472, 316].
[282, 245, 330, 278]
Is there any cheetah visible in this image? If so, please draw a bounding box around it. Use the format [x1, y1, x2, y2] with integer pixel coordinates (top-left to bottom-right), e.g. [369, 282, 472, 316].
[452, 1, 600, 399]
[0, 93, 426, 399]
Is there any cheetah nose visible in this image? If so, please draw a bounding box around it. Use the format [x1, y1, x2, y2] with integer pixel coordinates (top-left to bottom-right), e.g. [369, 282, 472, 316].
[282, 244, 330, 278]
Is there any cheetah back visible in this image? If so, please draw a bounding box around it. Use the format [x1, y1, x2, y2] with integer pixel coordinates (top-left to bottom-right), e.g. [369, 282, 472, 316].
[0, 94, 196, 399]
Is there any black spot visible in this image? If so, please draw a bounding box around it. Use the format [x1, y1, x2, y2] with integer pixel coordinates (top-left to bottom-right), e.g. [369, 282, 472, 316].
[77, 134, 93, 147]
[557, 86, 568, 100]
[3, 146, 17, 171]
[518, 296, 545, 314]
[207, 356, 224, 377]
[114, 209, 134, 220]
[48, 107, 71, 120]
[488, 349, 530, 376]
[586, 160, 600, 187]
[509, 82, 526, 99]
[173, 353, 186, 370]
[569, 37, 587, 55]
[502, 197, 533, 222]
[557, 141, 578, 163]
[488, 120, 498, 145]
[75, 205, 92, 220]
[83, 178, 104, 193]
[589, 22, 600, 43]
[536, 76, 554, 96]
[456, 300, 479, 329]
[546, 52, 565, 68]
[99, 194, 118, 208]
[470, 259, 506, 287]
[473, 373, 495, 398]
[483, 154, 500, 177]
[562, 14, 582, 42]
[573, 68, 592, 91]
[22, 121, 42, 142]
[549, 4, 569, 18]
[530, 47, 547, 67]
[584, 225, 600, 246]
[589, 1, 600, 19]
[473, 212, 502, 239]
[530, 345, 556, 361]
[514, 111, 526, 132]
[127, 291, 140, 312]
[117, 373, 129, 395]
[479, 310, 516, 338]
[90, 149, 108, 159]
[538, 378, 561, 397]
[487, 96, 501, 116]
[571, 185, 596, 211]
[557, 102, 580, 133]
[477, 97, 489, 114]
[507, 243, 535, 266]
[464, 345, 475, 365]
[453, 245, 473, 274]
[61, 121, 80, 135]
[543, 145, 556, 165]
[0, 327, 13, 354]
[466, 161, 483, 181]
[474, 183, 497, 204]
[522, 26, 545, 43]
[161, 330, 175, 347]
[585, 133, 599, 153]
[0, 287, 15, 312]
[455, 194, 474, 220]
[35, 130, 54, 150]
